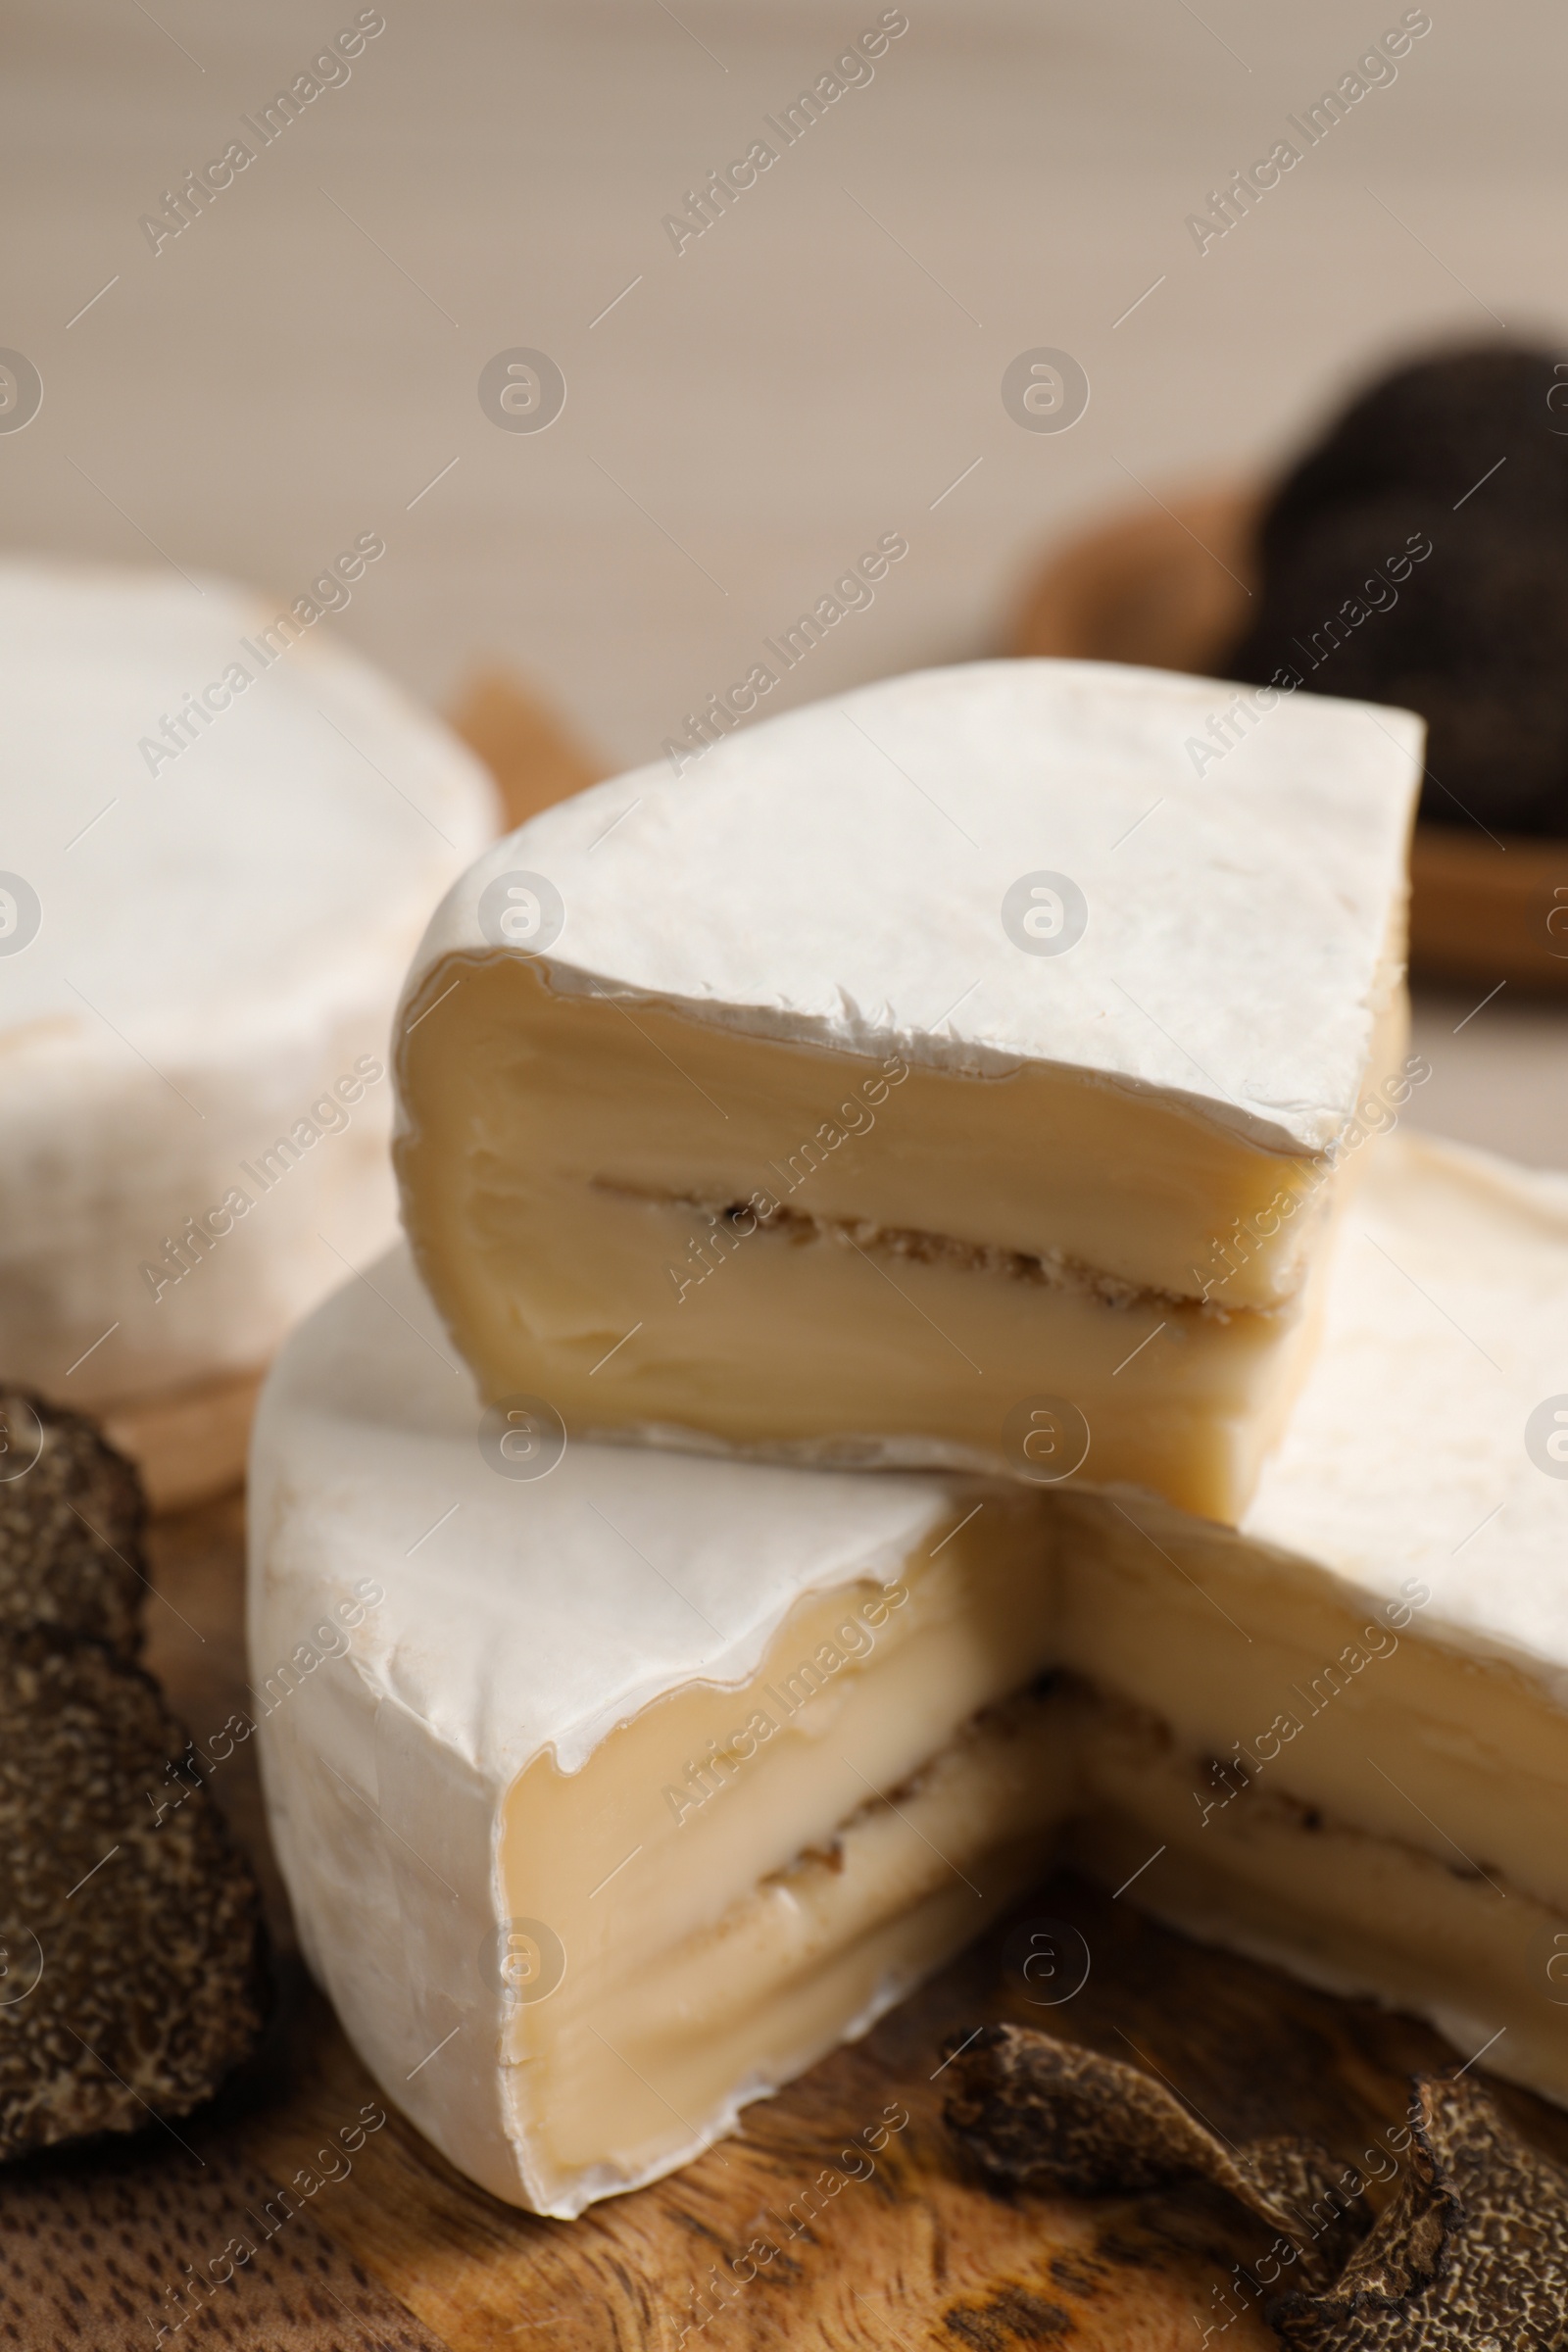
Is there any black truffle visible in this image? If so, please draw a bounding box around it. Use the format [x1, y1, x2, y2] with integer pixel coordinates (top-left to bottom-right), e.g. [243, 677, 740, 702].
[0, 1389, 147, 1655]
[0, 1395, 267, 2159]
[0, 1629, 268, 2157]
[1226, 344, 1568, 836]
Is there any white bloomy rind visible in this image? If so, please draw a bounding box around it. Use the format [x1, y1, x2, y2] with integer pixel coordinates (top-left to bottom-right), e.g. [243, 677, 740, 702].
[399, 658, 1422, 1155]
[0, 560, 497, 1402]
[251, 1133, 1568, 2214]
[248, 1249, 969, 2214]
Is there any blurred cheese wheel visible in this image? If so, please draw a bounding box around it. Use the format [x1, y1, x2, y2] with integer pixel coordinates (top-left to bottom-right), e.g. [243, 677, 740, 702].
[0, 559, 498, 1417]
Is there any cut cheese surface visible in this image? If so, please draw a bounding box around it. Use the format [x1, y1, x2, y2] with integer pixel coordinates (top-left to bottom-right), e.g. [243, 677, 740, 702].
[251, 1130, 1568, 2215]
[0, 560, 497, 1403]
[1054, 1130, 1568, 2096]
[248, 1250, 1065, 2216]
[394, 661, 1421, 1519]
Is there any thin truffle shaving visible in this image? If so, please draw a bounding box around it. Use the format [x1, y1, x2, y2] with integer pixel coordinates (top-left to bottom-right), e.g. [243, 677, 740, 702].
[591, 1180, 1258, 1322]
[945, 2024, 1568, 2347]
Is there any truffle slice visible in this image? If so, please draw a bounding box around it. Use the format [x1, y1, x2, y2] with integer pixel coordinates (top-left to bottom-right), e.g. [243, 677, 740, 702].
[0, 1389, 146, 1654]
[943, 2023, 1367, 2292]
[1271, 2074, 1568, 2350]
[0, 1628, 267, 2158]
[945, 2023, 1568, 2347]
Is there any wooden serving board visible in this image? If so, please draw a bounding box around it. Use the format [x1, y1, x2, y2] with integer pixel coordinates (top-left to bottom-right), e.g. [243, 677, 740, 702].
[9, 1482, 1568, 2352]
[1010, 486, 1568, 996]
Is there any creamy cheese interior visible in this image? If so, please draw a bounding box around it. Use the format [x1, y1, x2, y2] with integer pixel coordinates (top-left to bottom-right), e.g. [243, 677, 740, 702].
[395, 957, 1366, 1521]
[1054, 1492, 1568, 1915]
[401, 956, 1335, 1309]
[497, 1494, 1068, 2205]
[1067, 1718, 1568, 2106]
[1052, 1494, 1568, 2104]
[487, 1480, 1568, 2207]
[254, 1136, 1568, 2217]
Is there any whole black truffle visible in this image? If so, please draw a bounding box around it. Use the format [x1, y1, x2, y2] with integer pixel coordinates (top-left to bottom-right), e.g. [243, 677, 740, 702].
[1227, 344, 1568, 836]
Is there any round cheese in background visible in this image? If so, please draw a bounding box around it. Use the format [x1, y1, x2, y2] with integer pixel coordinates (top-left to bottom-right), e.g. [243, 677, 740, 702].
[0, 558, 499, 1410]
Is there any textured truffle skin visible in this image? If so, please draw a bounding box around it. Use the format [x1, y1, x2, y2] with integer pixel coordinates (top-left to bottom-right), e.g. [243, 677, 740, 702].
[1227, 344, 1568, 836]
[946, 2023, 1568, 2348]
[0, 1628, 268, 2159]
[1256, 346, 1568, 538]
[943, 2022, 1365, 2291]
[1274, 2074, 1568, 2348]
[0, 1389, 147, 1655]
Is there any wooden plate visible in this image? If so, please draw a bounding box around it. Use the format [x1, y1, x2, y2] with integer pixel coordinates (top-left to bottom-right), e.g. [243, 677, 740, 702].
[1010, 487, 1568, 994]
[104, 1365, 268, 1519]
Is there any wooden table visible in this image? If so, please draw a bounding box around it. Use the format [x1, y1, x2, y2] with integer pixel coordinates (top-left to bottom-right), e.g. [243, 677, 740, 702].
[8, 1480, 1568, 2351]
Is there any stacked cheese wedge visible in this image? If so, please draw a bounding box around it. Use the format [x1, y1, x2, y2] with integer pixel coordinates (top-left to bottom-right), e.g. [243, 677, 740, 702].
[251, 660, 1568, 2219]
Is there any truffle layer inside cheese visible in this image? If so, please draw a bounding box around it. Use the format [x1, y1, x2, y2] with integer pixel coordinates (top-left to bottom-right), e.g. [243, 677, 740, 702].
[395, 662, 1420, 1521]
[1065, 1710, 1568, 2108]
[397, 962, 1344, 1520]
[506, 1685, 1071, 2191]
[249, 1282, 1066, 2216]
[1049, 1128, 1568, 2096]
[252, 1131, 1568, 2215]
[500, 1462, 1074, 2200]
[1054, 1494, 1568, 1921]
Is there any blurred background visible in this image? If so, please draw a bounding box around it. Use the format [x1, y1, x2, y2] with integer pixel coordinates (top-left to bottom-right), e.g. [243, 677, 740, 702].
[8, 0, 1567, 1160]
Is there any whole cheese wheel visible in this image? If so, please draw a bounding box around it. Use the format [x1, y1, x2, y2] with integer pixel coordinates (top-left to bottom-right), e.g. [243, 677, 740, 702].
[0, 559, 497, 1406]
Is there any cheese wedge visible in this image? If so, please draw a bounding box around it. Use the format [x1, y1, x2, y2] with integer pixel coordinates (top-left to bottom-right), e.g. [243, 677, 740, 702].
[0, 559, 497, 1406]
[251, 1132, 1568, 2216]
[248, 1250, 1072, 2217]
[394, 660, 1420, 1521]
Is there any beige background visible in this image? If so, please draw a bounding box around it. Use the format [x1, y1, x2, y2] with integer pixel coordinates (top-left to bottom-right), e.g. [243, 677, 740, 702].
[6, 0, 1565, 1164]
